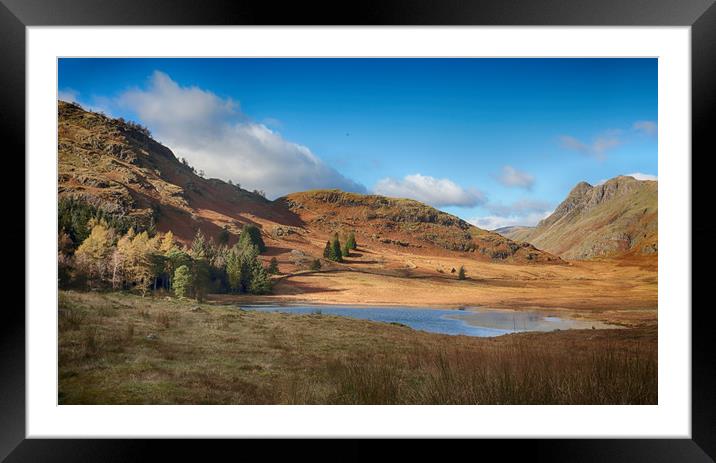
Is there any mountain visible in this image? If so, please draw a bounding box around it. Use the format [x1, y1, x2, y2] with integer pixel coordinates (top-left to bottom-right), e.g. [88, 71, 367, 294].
[58, 100, 560, 266]
[494, 225, 533, 236]
[500, 176, 657, 260]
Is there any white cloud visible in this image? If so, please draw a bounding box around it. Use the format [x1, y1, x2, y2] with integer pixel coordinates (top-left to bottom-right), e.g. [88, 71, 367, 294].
[633, 120, 657, 136]
[469, 210, 552, 231]
[373, 174, 486, 208]
[117, 71, 365, 199]
[559, 133, 621, 160]
[496, 165, 534, 189]
[626, 172, 657, 181]
[469, 198, 553, 230]
[596, 172, 658, 185]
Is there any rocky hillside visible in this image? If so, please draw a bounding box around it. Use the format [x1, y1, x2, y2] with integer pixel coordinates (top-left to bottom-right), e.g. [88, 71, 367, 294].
[282, 190, 561, 264]
[58, 101, 560, 265]
[501, 176, 657, 260]
[58, 100, 301, 244]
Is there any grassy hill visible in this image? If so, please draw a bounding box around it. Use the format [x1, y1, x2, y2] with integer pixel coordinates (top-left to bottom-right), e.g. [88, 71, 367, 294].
[501, 176, 657, 260]
[282, 190, 561, 264]
[58, 101, 561, 265]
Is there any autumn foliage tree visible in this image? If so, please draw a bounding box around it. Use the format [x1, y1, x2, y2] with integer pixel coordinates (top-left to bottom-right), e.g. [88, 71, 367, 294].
[65, 216, 275, 299]
[74, 219, 115, 287]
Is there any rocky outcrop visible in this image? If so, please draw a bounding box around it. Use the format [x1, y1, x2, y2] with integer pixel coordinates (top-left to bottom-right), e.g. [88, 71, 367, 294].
[501, 176, 657, 260]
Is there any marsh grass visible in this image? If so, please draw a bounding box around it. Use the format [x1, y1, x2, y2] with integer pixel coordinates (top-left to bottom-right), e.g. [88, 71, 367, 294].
[58, 290, 657, 405]
[317, 342, 656, 404]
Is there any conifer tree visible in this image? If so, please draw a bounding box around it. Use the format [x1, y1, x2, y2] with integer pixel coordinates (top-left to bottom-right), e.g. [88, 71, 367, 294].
[342, 241, 351, 258]
[192, 257, 211, 302]
[237, 224, 266, 253]
[323, 241, 331, 258]
[225, 250, 242, 293]
[238, 244, 260, 292]
[457, 265, 466, 280]
[346, 231, 357, 250]
[249, 259, 272, 294]
[329, 234, 343, 262]
[75, 219, 115, 286]
[125, 231, 158, 296]
[173, 265, 192, 298]
[267, 257, 279, 274]
[191, 229, 208, 259]
[217, 226, 230, 246]
[159, 230, 175, 253]
[165, 248, 192, 290]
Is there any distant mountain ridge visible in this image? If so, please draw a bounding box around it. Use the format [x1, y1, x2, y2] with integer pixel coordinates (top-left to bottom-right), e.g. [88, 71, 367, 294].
[500, 176, 657, 260]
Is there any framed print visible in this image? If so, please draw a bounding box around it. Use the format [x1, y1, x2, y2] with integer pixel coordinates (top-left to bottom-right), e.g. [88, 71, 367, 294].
[5, 0, 716, 460]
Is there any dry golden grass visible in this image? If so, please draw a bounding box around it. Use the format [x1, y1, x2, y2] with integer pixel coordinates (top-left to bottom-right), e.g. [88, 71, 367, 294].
[59, 290, 656, 405]
[229, 252, 657, 327]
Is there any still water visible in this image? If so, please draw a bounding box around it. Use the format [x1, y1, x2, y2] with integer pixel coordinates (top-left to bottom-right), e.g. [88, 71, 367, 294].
[241, 305, 620, 337]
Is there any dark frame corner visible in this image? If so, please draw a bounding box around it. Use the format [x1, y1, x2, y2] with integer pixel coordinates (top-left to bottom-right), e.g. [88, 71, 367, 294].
[4, 0, 715, 460]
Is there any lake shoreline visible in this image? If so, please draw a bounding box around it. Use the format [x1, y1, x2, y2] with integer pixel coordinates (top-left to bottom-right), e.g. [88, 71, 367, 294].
[209, 294, 653, 328]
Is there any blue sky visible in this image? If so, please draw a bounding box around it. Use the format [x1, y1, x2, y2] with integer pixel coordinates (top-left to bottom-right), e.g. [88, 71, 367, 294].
[58, 58, 657, 229]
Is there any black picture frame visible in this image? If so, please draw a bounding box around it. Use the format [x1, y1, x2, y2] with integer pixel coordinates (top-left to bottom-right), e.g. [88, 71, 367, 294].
[4, 0, 715, 460]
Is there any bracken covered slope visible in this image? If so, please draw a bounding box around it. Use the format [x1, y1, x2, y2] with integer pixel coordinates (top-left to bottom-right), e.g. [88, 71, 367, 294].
[58, 100, 301, 243]
[501, 176, 657, 260]
[281, 190, 562, 264]
[58, 101, 560, 265]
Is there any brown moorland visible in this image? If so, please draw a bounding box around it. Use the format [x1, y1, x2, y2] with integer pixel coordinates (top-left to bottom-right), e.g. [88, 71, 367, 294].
[59, 291, 656, 405]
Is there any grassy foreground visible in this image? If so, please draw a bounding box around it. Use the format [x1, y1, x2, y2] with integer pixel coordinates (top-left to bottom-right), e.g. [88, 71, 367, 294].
[59, 290, 657, 405]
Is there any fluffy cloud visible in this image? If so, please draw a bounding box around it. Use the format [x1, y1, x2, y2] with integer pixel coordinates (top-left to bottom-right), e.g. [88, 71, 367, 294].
[633, 120, 657, 136]
[469, 198, 553, 230]
[496, 165, 534, 190]
[373, 174, 486, 208]
[626, 172, 657, 181]
[559, 133, 621, 159]
[117, 71, 365, 199]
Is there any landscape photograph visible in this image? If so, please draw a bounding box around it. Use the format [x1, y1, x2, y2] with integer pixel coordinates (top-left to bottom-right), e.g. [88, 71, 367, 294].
[56, 58, 658, 405]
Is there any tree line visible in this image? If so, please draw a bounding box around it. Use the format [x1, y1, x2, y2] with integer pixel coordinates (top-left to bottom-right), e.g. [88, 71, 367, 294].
[59, 214, 278, 301]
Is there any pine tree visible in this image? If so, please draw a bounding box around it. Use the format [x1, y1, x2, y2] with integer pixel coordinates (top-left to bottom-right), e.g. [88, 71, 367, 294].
[225, 250, 242, 293]
[165, 248, 192, 290]
[192, 258, 211, 302]
[267, 257, 279, 274]
[173, 265, 192, 298]
[323, 241, 331, 258]
[217, 226, 230, 246]
[191, 229, 208, 259]
[329, 234, 343, 262]
[248, 260, 272, 294]
[342, 241, 351, 258]
[458, 265, 466, 280]
[237, 224, 266, 253]
[346, 231, 357, 250]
